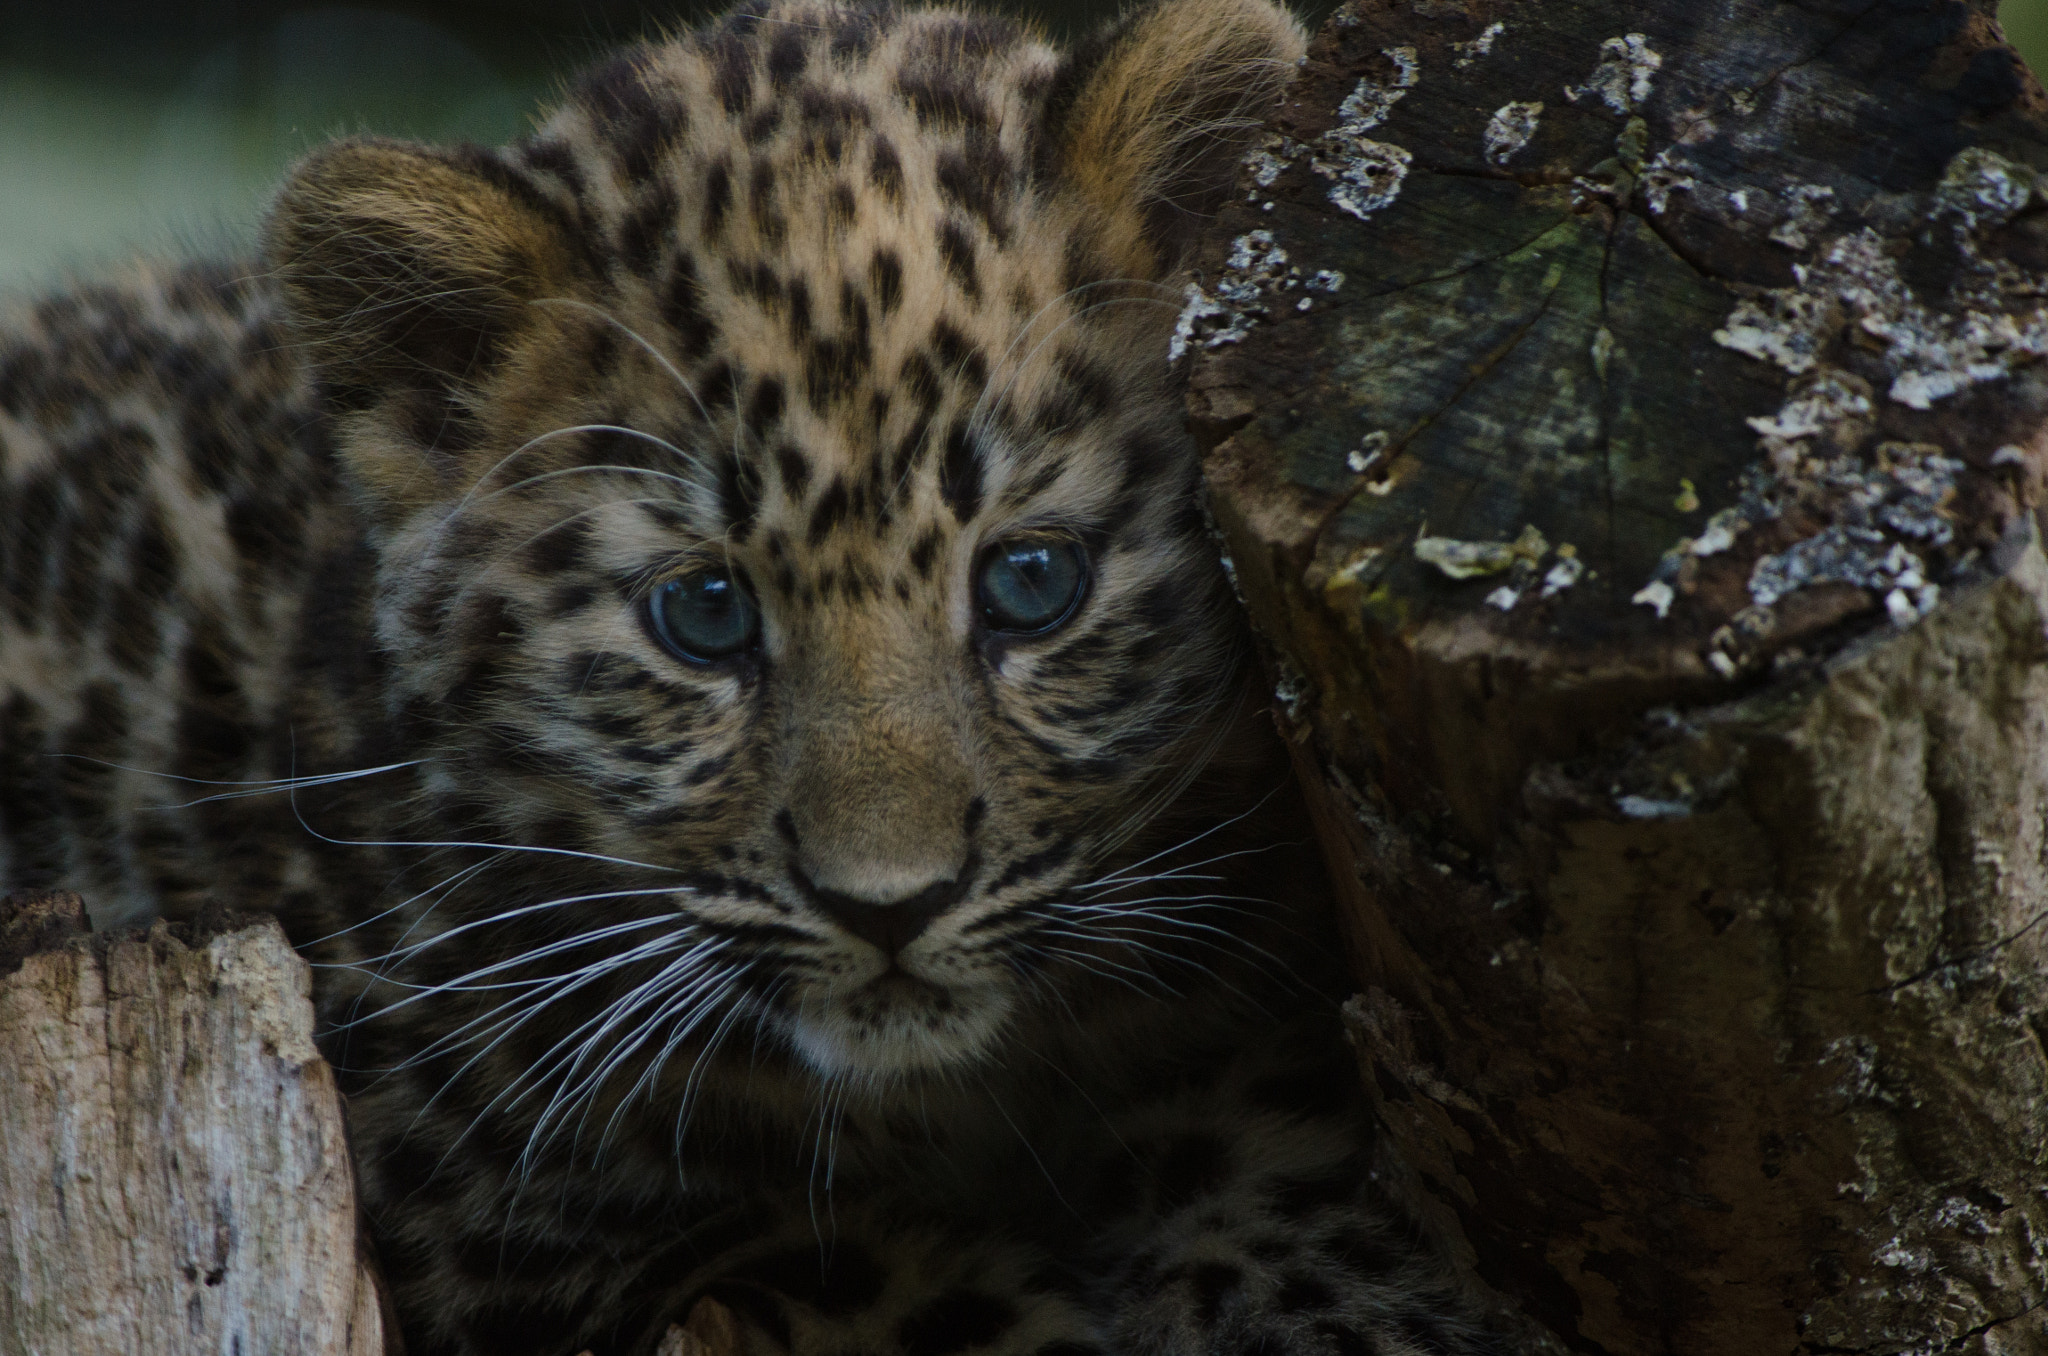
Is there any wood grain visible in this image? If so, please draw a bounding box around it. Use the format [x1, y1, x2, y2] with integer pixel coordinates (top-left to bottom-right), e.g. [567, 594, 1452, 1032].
[1194, 0, 2048, 1349]
[0, 894, 387, 1356]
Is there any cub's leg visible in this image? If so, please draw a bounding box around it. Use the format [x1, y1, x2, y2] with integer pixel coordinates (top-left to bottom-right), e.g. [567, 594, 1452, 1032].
[685, 1211, 1108, 1356]
[1081, 1025, 1498, 1356]
[379, 1174, 1109, 1356]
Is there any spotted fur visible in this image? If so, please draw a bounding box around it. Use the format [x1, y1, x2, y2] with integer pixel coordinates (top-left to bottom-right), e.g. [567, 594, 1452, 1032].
[0, 4, 1496, 1353]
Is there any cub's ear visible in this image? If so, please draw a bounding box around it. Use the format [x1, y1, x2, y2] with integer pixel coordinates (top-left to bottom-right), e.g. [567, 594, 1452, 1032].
[265, 138, 585, 514]
[267, 138, 581, 395]
[1048, 0, 1306, 278]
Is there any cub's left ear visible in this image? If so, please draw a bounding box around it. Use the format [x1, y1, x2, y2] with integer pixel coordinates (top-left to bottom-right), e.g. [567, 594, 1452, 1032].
[1048, 0, 1307, 278]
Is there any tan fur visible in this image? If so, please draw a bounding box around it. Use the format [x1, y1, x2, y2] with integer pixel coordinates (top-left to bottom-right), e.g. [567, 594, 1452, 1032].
[272, 142, 587, 515]
[1060, 0, 1307, 276]
[3, 6, 1493, 1354]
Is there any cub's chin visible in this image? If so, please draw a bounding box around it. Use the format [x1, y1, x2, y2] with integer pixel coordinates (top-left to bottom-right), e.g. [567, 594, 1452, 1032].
[779, 971, 1016, 1083]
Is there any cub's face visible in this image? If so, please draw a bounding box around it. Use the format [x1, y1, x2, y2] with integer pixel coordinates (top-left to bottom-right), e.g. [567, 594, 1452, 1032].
[272, 0, 1303, 1083]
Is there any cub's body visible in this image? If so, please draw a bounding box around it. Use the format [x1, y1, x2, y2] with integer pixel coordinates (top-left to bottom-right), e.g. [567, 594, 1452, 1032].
[0, 4, 1487, 1353]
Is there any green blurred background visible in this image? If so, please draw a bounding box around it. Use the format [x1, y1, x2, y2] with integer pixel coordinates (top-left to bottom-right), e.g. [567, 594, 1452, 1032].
[3, 0, 2046, 294]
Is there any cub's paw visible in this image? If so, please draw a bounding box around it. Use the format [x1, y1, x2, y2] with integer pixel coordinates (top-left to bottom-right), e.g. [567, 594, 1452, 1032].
[687, 1210, 1110, 1356]
[1104, 1206, 1494, 1356]
[1084, 1044, 1498, 1356]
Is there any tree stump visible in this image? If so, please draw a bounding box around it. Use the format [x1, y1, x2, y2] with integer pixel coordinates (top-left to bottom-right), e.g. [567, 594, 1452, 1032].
[0, 892, 392, 1356]
[1192, 0, 2048, 1350]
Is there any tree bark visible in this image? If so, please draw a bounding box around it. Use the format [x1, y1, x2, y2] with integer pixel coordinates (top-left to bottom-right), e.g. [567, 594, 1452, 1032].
[0, 891, 393, 1356]
[1192, 0, 2048, 1351]
[0, 894, 758, 1356]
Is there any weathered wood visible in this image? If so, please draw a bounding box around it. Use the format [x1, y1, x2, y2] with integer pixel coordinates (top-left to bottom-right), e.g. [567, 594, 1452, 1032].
[647, 1297, 756, 1356]
[1192, 0, 2048, 1350]
[0, 893, 389, 1356]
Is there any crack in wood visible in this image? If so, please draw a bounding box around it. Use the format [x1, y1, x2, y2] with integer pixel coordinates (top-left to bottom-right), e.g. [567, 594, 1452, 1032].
[1304, 279, 1565, 561]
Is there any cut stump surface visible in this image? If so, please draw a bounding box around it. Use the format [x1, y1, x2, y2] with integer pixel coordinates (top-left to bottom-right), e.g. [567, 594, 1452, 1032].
[1193, 0, 2048, 1351]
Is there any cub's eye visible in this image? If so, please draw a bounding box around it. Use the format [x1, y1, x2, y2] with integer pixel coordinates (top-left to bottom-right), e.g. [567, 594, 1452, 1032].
[649, 570, 759, 663]
[976, 536, 1087, 635]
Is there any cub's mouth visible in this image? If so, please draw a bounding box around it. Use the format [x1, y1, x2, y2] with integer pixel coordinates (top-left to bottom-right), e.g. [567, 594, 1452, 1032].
[778, 949, 1017, 1081]
[860, 969, 951, 1002]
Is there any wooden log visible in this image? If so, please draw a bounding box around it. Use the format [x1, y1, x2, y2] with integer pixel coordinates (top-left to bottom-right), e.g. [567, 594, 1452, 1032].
[1191, 0, 2048, 1350]
[0, 891, 391, 1356]
[646, 1297, 757, 1356]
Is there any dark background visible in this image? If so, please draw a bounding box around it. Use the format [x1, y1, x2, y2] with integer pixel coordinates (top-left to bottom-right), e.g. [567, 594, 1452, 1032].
[1, 0, 2042, 293]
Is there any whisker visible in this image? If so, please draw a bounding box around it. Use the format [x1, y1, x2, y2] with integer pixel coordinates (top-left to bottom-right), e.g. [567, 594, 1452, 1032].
[43, 754, 421, 808]
[321, 885, 694, 976]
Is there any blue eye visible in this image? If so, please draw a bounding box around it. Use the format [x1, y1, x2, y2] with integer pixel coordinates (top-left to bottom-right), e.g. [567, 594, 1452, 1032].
[649, 570, 759, 662]
[976, 537, 1087, 634]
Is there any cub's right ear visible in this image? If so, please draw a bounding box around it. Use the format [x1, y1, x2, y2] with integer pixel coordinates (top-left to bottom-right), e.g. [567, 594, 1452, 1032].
[1046, 0, 1306, 280]
[265, 138, 588, 516]
[266, 137, 582, 403]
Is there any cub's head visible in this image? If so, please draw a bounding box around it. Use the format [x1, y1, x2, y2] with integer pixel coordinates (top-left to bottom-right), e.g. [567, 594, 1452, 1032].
[269, 0, 1305, 1085]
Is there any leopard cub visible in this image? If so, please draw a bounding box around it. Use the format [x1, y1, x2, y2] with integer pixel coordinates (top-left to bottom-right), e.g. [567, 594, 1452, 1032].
[0, 2, 1493, 1353]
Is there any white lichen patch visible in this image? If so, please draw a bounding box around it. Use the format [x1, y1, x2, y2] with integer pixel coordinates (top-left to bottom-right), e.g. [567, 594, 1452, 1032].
[1169, 230, 1302, 362]
[1934, 145, 2037, 231]
[1744, 443, 1957, 612]
[1452, 21, 1504, 68]
[1632, 579, 1675, 618]
[1589, 325, 1616, 380]
[1768, 183, 1838, 249]
[1873, 1238, 1935, 1274]
[1745, 370, 1873, 443]
[1932, 1195, 1999, 1237]
[1565, 34, 1661, 115]
[1747, 370, 1877, 477]
[1483, 102, 1543, 166]
[1712, 225, 2048, 408]
[1617, 793, 1690, 819]
[1243, 133, 1307, 190]
[1312, 49, 1419, 221]
[1306, 269, 1345, 293]
[1640, 149, 1696, 214]
[1712, 291, 1836, 375]
[1168, 285, 1230, 364]
[1540, 551, 1584, 597]
[1485, 585, 1521, 611]
[1224, 229, 1288, 281]
[1171, 232, 1277, 360]
[1632, 196, 2015, 622]
[1348, 428, 1389, 473]
[1314, 138, 1413, 221]
[1689, 511, 1742, 557]
[1385, 46, 1420, 90]
[1336, 48, 1419, 133]
[1272, 657, 1313, 724]
[1748, 528, 1912, 608]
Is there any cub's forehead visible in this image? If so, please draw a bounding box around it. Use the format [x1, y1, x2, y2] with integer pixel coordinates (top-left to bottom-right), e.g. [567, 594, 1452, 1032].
[506, 3, 1140, 542]
[524, 1, 1066, 276]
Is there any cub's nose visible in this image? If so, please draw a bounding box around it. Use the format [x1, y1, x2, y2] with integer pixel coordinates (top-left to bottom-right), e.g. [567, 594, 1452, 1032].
[775, 792, 985, 956]
[800, 871, 968, 957]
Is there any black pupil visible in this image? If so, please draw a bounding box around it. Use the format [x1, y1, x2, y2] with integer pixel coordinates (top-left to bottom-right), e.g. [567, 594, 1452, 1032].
[652, 572, 755, 660]
[981, 540, 1082, 632]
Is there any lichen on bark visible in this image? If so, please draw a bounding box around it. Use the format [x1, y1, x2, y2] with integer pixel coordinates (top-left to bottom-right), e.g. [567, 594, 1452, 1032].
[1193, 0, 2048, 1350]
